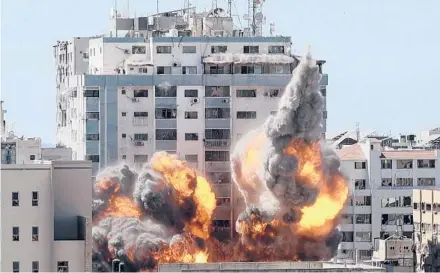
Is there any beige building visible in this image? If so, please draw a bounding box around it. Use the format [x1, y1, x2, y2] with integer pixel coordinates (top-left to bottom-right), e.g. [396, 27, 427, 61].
[413, 188, 440, 272]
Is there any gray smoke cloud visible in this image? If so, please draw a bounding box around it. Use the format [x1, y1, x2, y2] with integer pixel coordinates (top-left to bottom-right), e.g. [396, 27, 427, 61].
[231, 53, 347, 261]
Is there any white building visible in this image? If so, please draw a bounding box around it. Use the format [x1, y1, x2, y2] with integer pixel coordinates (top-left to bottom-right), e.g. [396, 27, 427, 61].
[335, 139, 440, 261]
[1, 133, 72, 164]
[0, 160, 93, 272]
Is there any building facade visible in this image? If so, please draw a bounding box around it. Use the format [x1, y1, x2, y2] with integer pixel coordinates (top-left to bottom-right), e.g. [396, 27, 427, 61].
[413, 188, 440, 272]
[335, 139, 440, 261]
[0, 161, 93, 272]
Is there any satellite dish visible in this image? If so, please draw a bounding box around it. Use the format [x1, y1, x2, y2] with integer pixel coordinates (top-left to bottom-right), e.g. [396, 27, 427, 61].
[255, 12, 263, 21]
[243, 14, 250, 20]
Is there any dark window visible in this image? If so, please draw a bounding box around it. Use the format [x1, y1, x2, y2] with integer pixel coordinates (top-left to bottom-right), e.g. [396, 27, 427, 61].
[205, 86, 230, 97]
[86, 133, 99, 141]
[84, 89, 99, 97]
[205, 151, 230, 162]
[354, 162, 366, 169]
[211, 46, 227, 53]
[184, 89, 198, 97]
[237, 111, 257, 119]
[133, 89, 148, 97]
[132, 46, 146, 54]
[122, 133, 126, 138]
[156, 129, 177, 141]
[205, 129, 231, 139]
[268, 45, 285, 54]
[155, 85, 177, 97]
[185, 111, 198, 119]
[86, 112, 99, 119]
[57, 261, 69, 272]
[134, 134, 149, 141]
[236, 89, 256, 98]
[32, 261, 39, 273]
[32, 226, 39, 241]
[30, 155, 36, 160]
[156, 46, 172, 54]
[13, 261, 19, 273]
[243, 45, 259, 53]
[155, 108, 177, 119]
[121, 89, 126, 95]
[12, 192, 19, 206]
[32, 191, 39, 206]
[134, 112, 148, 117]
[13, 226, 19, 241]
[156, 66, 171, 74]
[205, 108, 230, 119]
[86, 155, 99, 162]
[121, 112, 127, 117]
[320, 88, 326, 97]
[182, 46, 196, 53]
[185, 133, 199, 141]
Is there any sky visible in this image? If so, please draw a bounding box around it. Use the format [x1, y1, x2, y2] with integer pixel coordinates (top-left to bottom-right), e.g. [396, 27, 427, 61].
[1, 0, 439, 144]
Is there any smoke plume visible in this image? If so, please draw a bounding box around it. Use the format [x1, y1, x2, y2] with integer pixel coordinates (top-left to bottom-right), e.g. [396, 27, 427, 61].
[92, 54, 348, 271]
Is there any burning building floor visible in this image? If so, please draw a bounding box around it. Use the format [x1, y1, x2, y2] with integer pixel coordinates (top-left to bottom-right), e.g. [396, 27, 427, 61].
[92, 54, 350, 272]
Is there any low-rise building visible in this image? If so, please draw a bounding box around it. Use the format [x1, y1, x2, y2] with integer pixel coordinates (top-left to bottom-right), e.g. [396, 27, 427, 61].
[0, 160, 93, 272]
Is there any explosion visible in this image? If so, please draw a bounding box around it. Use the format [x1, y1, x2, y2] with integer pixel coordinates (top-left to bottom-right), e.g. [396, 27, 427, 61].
[92, 54, 349, 271]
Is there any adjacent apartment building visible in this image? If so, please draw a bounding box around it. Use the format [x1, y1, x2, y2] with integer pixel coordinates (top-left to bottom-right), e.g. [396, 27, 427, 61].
[0, 160, 93, 272]
[335, 138, 440, 261]
[53, 6, 329, 178]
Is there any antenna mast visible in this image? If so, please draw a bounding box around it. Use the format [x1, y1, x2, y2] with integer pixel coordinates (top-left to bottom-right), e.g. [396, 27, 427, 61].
[356, 122, 360, 142]
[228, 0, 232, 16]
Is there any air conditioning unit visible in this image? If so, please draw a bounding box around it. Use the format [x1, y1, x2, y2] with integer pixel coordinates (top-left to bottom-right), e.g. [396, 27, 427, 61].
[132, 98, 139, 102]
[133, 141, 144, 146]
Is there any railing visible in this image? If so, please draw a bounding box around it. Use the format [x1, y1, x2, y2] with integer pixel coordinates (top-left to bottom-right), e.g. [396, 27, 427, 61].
[204, 139, 231, 148]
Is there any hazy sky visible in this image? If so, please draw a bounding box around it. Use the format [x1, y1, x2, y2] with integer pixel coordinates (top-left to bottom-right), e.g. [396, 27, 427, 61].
[1, 0, 439, 144]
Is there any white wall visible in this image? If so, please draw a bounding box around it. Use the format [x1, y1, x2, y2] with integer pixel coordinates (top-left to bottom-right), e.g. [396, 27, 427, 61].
[53, 241, 85, 271]
[41, 147, 72, 161]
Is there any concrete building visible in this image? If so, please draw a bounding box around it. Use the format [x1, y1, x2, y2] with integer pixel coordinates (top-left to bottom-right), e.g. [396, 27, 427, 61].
[370, 235, 414, 272]
[0, 160, 93, 272]
[1, 134, 72, 164]
[335, 139, 440, 262]
[54, 5, 329, 179]
[157, 261, 385, 272]
[413, 188, 440, 272]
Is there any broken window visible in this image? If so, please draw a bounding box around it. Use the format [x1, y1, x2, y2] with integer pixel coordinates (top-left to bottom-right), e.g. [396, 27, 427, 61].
[237, 111, 257, 119]
[381, 178, 392, 187]
[205, 86, 230, 97]
[207, 172, 231, 184]
[134, 133, 148, 141]
[32, 191, 39, 206]
[185, 111, 198, 119]
[268, 45, 285, 54]
[185, 133, 199, 141]
[182, 46, 196, 53]
[57, 261, 69, 272]
[354, 161, 366, 169]
[381, 159, 392, 169]
[381, 214, 413, 225]
[182, 66, 197, 74]
[396, 178, 413, 187]
[156, 129, 177, 141]
[32, 226, 39, 241]
[205, 151, 230, 162]
[156, 46, 171, 54]
[84, 89, 99, 97]
[205, 108, 230, 119]
[354, 179, 366, 190]
[417, 178, 435, 186]
[342, 232, 354, 242]
[155, 85, 177, 97]
[156, 66, 171, 74]
[134, 89, 148, 97]
[132, 46, 147, 54]
[86, 133, 99, 141]
[340, 214, 353, 224]
[381, 196, 412, 208]
[355, 214, 371, 224]
[236, 89, 256, 98]
[86, 112, 99, 120]
[243, 45, 259, 54]
[396, 159, 413, 169]
[184, 89, 198, 97]
[354, 196, 371, 206]
[12, 192, 19, 206]
[155, 108, 177, 119]
[355, 232, 371, 242]
[211, 45, 227, 53]
[205, 129, 230, 140]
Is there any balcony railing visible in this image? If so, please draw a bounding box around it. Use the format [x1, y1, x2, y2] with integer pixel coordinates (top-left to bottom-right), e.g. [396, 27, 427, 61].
[204, 139, 231, 148]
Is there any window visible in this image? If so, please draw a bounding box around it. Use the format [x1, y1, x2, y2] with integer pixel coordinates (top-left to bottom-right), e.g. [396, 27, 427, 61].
[134, 133, 148, 141]
[30, 154, 36, 160]
[132, 46, 146, 54]
[205, 86, 230, 97]
[134, 112, 148, 117]
[182, 46, 196, 53]
[32, 191, 39, 206]
[13, 226, 19, 241]
[185, 133, 199, 141]
[236, 89, 256, 98]
[270, 111, 277, 115]
[320, 88, 326, 97]
[185, 89, 198, 97]
[396, 159, 413, 169]
[243, 45, 259, 53]
[156, 66, 171, 74]
[381, 159, 392, 169]
[216, 197, 231, 206]
[207, 64, 231, 74]
[12, 192, 19, 206]
[57, 261, 69, 272]
[265, 89, 280, 97]
[155, 108, 177, 119]
[85, 155, 99, 162]
[205, 151, 230, 162]
[396, 178, 413, 187]
[342, 232, 354, 242]
[156, 129, 177, 141]
[354, 196, 371, 206]
[417, 178, 435, 186]
[355, 214, 372, 224]
[341, 214, 353, 224]
[381, 196, 412, 208]
[134, 89, 148, 97]
[13, 261, 19, 273]
[211, 45, 227, 53]
[155, 85, 177, 97]
[121, 89, 126, 95]
[182, 66, 197, 74]
[121, 112, 127, 117]
[427, 204, 432, 211]
[122, 155, 126, 160]
[84, 89, 99, 97]
[323, 111, 328, 119]
[134, 154, 148, 163]
[185, 111, 198, 119]
[414, 202, 418, 210]
[86, 112, 99, 119]
[156, 46, 172, 54]
[205, 108, 231, 119]
[381, 214, 413, 225]
[354, 179, 366, 190]
[32, 261, 39, 273]
[138, 67, 148, 74]
[355, 232, 372, 242]
[417, 159, 436, 168]
[268, 45, 285, 54]
[237, 111, 257, 119]
[32, 226, 39, 241]
[121, 133, 126, 138]
[205, 129, 230, 139]
[239, 65, 262, 74]
[86, 133, 99, 141]
[83, 52, 89, 59]
[354, 161, 366, 169]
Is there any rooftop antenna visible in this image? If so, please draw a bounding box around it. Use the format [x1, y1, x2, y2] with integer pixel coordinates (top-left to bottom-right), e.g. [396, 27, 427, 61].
[228, 0, 232, 16]
[251, 0, 257, 36]
[356, 122, 360, 142]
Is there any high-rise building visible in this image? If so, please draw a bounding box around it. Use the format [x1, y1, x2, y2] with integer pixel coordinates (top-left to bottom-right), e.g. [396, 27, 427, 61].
[334, 139, 440, 262]
[53, 6, 329, 177]
[0, 160, 93, 272]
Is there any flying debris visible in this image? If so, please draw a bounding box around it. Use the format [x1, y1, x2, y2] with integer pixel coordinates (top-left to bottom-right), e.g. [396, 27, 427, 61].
[92, 54, 349, 272]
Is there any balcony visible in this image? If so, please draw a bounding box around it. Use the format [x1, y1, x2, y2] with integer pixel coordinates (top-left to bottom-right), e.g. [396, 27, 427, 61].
[205, 161, 230, 172]
[132, 117, 148, 126]
[204, 139, 231, 149]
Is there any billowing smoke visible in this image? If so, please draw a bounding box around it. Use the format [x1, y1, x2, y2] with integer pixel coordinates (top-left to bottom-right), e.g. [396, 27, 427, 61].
[92, 54, 348, 271]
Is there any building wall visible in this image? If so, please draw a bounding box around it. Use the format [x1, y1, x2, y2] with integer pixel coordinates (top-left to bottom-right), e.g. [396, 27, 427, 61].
[41, 147, 72, 161]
